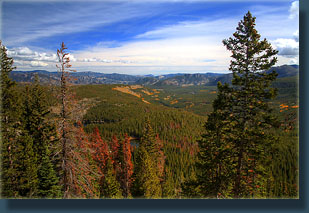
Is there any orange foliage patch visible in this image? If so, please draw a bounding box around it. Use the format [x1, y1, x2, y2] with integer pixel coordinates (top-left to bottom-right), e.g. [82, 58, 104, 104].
[141, 89, 154, 96]
[141, 98, 151, 104]
[152, 89, 160, 94]
[113, 86, 141, 98]
[170, 100, 178, 104]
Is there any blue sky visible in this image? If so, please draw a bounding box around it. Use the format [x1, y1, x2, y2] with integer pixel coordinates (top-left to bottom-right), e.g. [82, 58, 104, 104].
[1, 0, 299, 75]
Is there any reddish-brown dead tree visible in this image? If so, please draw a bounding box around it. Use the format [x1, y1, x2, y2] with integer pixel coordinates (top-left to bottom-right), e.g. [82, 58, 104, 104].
[70, 122, 99, 198]
[119, 134, 134, 197]
[89, 127, 110, 175]
[56, 42, 97, 198]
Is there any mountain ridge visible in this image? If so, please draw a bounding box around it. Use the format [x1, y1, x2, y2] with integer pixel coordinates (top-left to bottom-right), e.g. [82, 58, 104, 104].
[10, 64, 298, 86]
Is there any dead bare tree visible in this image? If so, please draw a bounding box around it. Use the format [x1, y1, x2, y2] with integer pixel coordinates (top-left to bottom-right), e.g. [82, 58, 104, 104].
[56, 42, 75, 198]
[56, 42, 99, 198]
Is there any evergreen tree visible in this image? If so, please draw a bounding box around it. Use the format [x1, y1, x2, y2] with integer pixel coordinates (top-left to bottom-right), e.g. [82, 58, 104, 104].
[13, 134, 38, 198]
[222, 11, 279, 197]
[2, 134, 38, 198]
[162, 167, 176, 198]
[133, 121, 162, 198]
[192, 82, 236, 198]
[140, 118, 157, 155]
[155, 134, 165, 182]
[0, 41, 20, 126]
[22, 75, 61, 198]
[193, 11, 279, 198]
[100, 158, 122, 198]
[1, 41, 23, 197]
[37, 144, 61, 198]
[133, 146, 161, 198]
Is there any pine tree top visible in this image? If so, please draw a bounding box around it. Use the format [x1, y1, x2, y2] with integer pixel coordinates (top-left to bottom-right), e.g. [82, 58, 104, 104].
[223, 11, 278, 74]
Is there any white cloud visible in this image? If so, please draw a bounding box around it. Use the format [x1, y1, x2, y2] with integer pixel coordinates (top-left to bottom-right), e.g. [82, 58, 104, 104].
[276, 55, 299, 66]
[272, 38, 299, 57]
[15, 47, 33, 55]
[289, 1, 299, 19]
[7, 47, 58, 62]
[293, 30, 299, 42]
[30, 61, 49, 67]
[271, 37, 299, 66]
[114, 59, 135, 64]
[81, 58, 112, 63]
[68, 17, 238, 73]
[70, 35, 230, 74]
[6, 46, 80, 70]
[7, 46, 79, 63]
[288, 58, 298, 65]
[82, 58, 100, 62]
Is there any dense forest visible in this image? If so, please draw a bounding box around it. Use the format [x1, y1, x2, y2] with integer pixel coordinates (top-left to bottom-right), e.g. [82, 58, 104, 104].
[0, 12, 298, 199]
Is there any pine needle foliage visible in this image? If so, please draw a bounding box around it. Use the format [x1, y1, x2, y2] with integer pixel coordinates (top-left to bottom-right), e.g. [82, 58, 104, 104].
[193, 11, 280, 198]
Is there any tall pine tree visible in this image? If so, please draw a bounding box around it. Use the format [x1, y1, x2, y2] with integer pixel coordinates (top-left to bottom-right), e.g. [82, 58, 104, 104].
[222, 11, 279, 197]
[22, 75, 61, 198]
[133, 146, 161, 198]
[100, 158, 122, 198]
[133, 120, 162, 198]
[190, 82, 236, 198]
[1, 41, 25, 197]
[194, 11, 279, 198]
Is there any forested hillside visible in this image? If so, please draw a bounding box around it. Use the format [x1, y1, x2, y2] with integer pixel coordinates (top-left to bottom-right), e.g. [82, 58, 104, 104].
[1, 12, 298, 199]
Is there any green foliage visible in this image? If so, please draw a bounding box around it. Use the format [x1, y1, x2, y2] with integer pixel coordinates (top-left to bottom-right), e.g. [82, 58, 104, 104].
[266, 128, 298, 198]
[192, 83, 236, 198]
[146, 85, 218, 116]
[100, 159, 122, 198]
[77, 84, 203, 192]
[1, 42, 24, 197]
[0, 42, 21, 125]
[36, 144, 61, 198]
[162, 167, 176, 198]
[133, 146, 161, 198]
[221, 11, 279, 197]
[132, 121, 162, 198]
[140, 118, 157, 156]
[8, 134, 38, 198]
[187, 11, 286, 198]
[21, 75, 61, 198]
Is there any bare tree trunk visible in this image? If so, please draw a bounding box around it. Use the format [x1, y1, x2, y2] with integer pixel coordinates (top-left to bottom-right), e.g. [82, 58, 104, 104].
[57, 42, 72, 198]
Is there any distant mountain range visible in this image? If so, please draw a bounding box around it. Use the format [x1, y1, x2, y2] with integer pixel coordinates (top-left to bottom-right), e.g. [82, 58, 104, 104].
[10, 64, 298, 86]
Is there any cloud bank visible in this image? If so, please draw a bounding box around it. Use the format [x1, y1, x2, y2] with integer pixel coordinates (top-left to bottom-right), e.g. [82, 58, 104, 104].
[3, 0, 299, 74]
